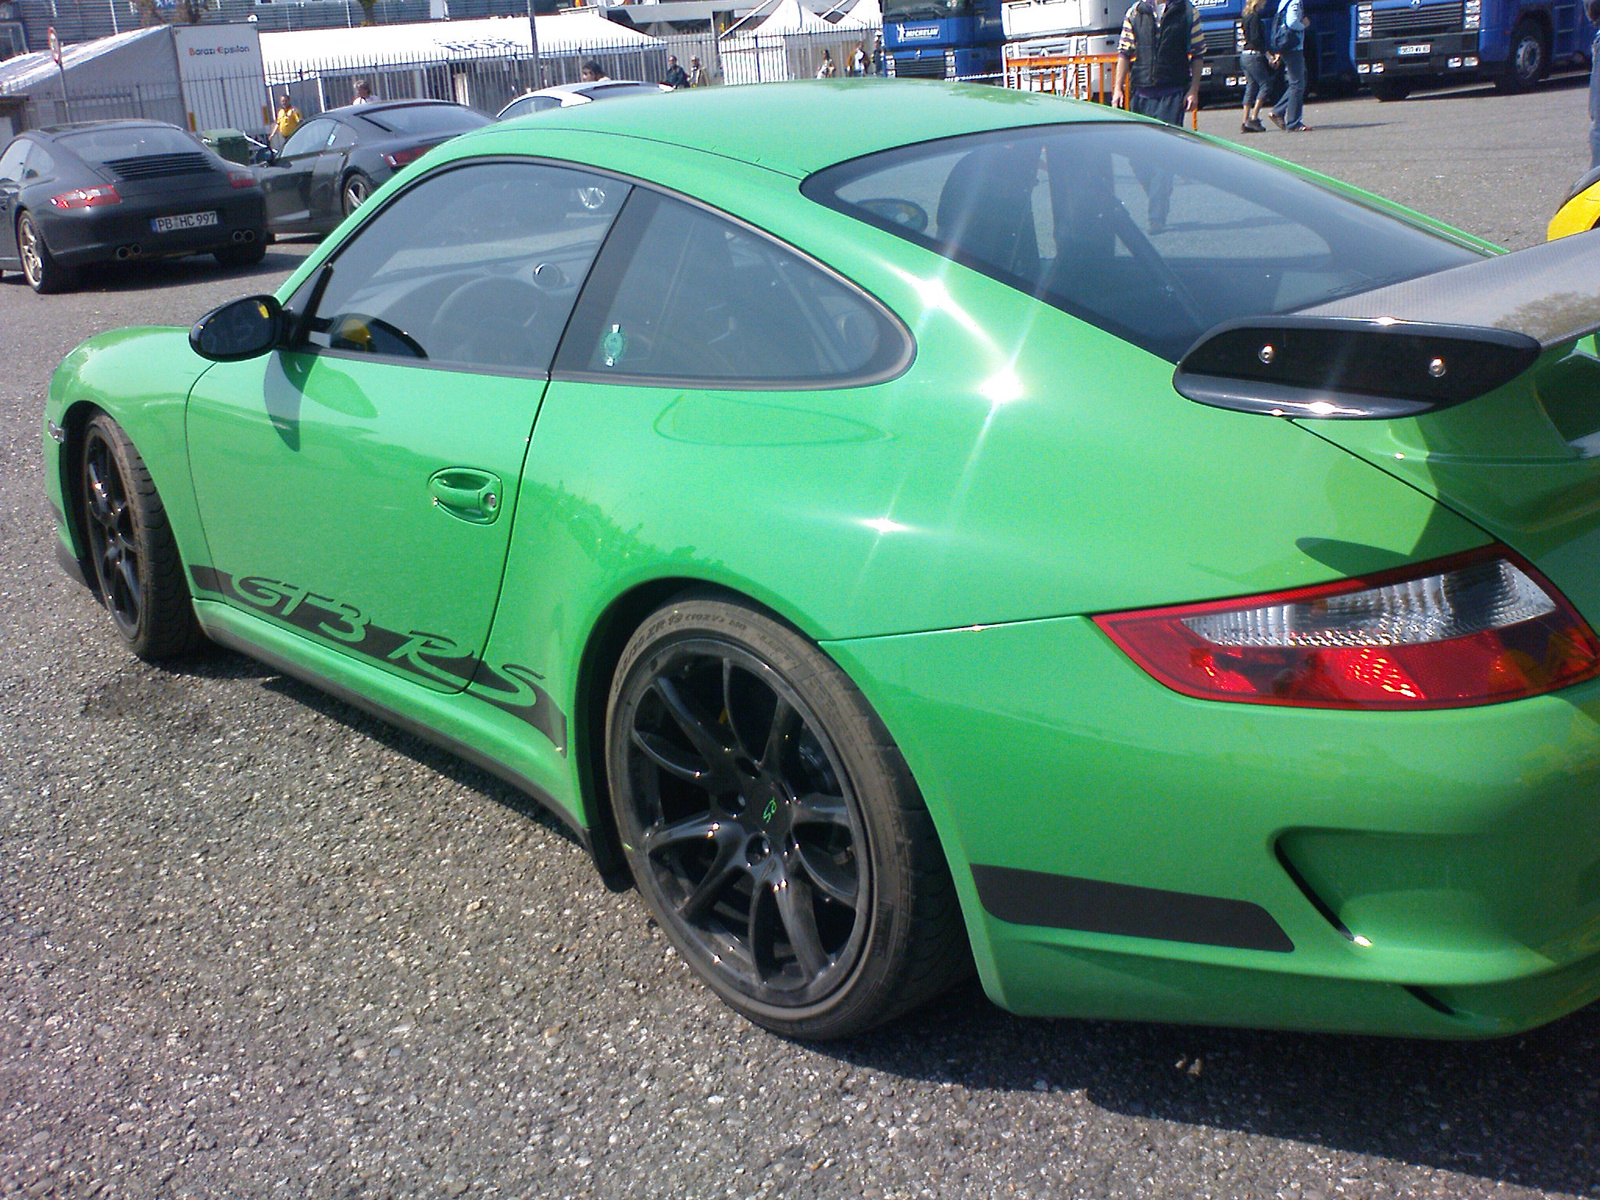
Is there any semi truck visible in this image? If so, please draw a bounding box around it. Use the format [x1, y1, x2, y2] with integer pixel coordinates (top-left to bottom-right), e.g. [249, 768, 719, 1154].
[1001, 0, 1133, 82]
[884, 0, 1007, 80]
[1351, 0, 1594, 98]
[1195, 0, 1358, 101]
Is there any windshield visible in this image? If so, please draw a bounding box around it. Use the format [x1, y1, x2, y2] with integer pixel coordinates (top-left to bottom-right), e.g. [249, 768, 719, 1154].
[358, 105, 491, 137]
[804, 122, 1482, 362]
[56, 125, 204, 162]
[883, 0, 983, 22]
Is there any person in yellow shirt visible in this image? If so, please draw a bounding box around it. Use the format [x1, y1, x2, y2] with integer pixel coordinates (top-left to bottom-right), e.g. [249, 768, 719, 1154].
[270, 95, 302, 147]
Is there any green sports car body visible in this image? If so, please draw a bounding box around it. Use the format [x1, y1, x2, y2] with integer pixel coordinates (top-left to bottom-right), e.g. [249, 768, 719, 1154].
[42, 81, 1600, 1039]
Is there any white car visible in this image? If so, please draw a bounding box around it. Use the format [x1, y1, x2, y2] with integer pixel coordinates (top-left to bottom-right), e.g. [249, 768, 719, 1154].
[495, 80, 670, 120]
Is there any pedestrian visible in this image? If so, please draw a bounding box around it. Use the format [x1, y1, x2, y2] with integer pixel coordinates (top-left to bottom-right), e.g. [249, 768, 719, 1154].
[689, 55, 709, 86]
[1237, 0, 1278, 133]
[849, 40, 868, 76]
[351, 78, 373, 105]
[663, 54, 690, 89]
[1589, 0, 1600, 166]
[817, 49, 837, 78]
[1111, 0, 1203, 232]
[872, 33, 887, 75]
[269, 93, 302, 148]
[580, 60, 610, 83]
[1266, 0, 1312, 131]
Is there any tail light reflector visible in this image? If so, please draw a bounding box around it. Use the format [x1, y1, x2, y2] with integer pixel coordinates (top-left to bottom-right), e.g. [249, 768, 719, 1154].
[227, 169, 256, 189]
[382, 145, 429, 170]
[50, 185, 121, 209]
[1094, 547, 1600, 709]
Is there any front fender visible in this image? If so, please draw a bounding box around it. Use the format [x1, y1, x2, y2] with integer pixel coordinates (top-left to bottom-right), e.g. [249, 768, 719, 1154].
[44, 326, 214, 581]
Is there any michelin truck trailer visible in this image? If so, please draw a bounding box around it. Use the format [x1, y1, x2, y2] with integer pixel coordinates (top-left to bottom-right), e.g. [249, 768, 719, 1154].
[885, 0, 1008, 79]
[1352, 0, 1594, 98]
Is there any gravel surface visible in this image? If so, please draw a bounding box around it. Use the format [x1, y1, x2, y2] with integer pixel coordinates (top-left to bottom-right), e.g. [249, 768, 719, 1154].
[4, 88, 1600, 1200]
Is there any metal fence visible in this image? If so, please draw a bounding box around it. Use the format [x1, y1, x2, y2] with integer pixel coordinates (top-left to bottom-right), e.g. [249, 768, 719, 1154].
[1, 26, 880, 133]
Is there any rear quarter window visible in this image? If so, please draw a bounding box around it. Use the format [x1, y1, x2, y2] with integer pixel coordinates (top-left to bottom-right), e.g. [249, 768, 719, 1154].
[802, 122, 1483, 362]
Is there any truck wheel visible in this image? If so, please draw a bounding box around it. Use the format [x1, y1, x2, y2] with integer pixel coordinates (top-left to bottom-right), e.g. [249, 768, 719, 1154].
[1495, 19, 1547, 92]
[1371, 78, 1413, 101]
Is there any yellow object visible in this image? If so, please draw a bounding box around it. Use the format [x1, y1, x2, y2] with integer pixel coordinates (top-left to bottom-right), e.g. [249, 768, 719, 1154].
[1549, 178, 1600, 240]
[274, 105, 303, 141]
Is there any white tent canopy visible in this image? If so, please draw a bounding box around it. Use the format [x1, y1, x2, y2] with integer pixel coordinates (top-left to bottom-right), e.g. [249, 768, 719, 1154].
[842, 0, 882, 27]
[260, 12, 655, 74]
[0, 26, 167, 94]
[748, 0, 845, 33]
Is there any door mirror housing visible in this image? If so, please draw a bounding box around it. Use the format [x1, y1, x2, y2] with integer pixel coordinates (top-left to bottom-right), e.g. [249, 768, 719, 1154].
[190, 295, 288, 362]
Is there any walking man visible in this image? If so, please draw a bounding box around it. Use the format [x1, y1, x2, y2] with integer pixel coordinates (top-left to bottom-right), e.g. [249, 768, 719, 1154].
[1112, 0, 1203, 231]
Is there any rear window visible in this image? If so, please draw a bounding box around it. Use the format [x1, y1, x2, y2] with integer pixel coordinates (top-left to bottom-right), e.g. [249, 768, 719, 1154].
[358, 105, 491, 137]
[56, 124, 203, 162]
[587, 83, 663, 101]
[803, 123, 1483, 362]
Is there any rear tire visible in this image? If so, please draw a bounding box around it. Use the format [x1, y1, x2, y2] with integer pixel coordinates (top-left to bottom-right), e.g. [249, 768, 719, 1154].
[18, 211, 77, 294]
[606, 597, 970, 1039]
[79, 413, 204, 660]
[1495, 19, 1547, 92]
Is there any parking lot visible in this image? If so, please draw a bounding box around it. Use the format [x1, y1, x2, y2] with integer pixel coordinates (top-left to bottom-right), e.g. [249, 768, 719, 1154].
[3, 78, 1600, 1200]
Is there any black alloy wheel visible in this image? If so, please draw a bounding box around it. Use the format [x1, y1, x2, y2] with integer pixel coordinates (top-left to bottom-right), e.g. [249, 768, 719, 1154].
[1498, 20, 1547, 92]
[607, 598, 969, 1039]
[79, 413, 203, 659]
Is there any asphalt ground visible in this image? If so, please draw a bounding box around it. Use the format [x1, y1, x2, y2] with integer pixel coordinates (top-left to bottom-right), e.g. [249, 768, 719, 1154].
[3, 82, 1600, 1200]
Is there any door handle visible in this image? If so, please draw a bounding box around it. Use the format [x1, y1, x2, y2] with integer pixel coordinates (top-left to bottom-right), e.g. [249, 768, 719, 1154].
[429, 467, 503, 525]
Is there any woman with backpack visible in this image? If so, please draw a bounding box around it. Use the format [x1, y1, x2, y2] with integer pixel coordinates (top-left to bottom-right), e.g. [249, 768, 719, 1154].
[1266, 0, 1312, 132]
[1238, 0, 1279, 133]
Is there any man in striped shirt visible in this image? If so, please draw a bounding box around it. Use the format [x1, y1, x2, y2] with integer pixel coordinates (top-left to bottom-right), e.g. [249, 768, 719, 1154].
[1111, 0, 1204, 231]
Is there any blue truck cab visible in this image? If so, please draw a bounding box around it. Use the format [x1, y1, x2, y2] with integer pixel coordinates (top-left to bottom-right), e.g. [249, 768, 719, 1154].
[884, 0, 1007, 79]
[1353, 0, 1594, 97]
[1197, 0, 1358, 98]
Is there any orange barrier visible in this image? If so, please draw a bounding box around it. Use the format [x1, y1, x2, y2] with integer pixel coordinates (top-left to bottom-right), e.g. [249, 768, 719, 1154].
[1003, 52, 1199, 129]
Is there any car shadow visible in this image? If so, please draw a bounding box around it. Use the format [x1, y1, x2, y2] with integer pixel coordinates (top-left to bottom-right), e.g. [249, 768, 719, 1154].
[814, 980, 1600, 1194]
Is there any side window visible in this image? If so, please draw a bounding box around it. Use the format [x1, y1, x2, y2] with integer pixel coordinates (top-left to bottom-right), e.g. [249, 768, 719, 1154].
[558, 191, 909, 386]
[327, 122, 359, 151]
[294, 160, 630, 374]
[21, 146, 54, 180]
[281, 118, 334, 158]
[0, 139, 28, 184]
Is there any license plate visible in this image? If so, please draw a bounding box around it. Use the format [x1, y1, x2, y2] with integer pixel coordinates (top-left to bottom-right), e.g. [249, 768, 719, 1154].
[1397, 42, 1431, 55]
[150, 211, 219, 233]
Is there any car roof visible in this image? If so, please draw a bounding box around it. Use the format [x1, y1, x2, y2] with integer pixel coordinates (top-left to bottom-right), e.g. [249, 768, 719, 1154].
[34, 118, 188, 138]
[466, 80, 1128, 179]
[320, 99, 475, 121]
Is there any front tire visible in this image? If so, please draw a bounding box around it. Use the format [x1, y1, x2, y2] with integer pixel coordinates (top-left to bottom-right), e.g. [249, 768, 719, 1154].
[1496, 19, 1547, 92]
[18, 211, 77, 294]
[342, 171, 374, 217]
[79, 413, 203, 660]
[606, 598, 969, 1039]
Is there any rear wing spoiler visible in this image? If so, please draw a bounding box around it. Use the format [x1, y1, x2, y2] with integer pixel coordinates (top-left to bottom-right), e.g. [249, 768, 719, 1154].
[1173, 231, 1600, 419]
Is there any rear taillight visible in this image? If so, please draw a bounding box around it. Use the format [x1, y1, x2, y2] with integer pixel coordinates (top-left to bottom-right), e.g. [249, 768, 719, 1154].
[1095, 547, 1600, 709]
[382, 146, 428, 170]
[227, 169, 255, 189]
[50, 185, 121, 209]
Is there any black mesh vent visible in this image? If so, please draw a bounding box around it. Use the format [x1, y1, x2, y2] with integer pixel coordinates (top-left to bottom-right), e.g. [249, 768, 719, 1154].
[1371, 1, 1463, 37]
[102, 152, 214, 180]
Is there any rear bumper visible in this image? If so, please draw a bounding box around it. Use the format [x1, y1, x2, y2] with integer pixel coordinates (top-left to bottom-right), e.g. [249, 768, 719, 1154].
[826, 614, 1600, 1038]
[42, 188, 267, 266]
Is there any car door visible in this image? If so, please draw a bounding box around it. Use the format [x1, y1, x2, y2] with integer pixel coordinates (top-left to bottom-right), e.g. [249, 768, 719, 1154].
[308, 118, 359, 225]
[185, 159, 630, 692]
[0, 138, 33, 265]
[260, 117, 335, 226]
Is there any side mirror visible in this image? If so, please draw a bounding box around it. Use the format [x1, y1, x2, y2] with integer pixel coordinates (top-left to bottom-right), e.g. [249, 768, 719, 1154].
[251, 146, 275, 166]
[190, 295, 287, 362]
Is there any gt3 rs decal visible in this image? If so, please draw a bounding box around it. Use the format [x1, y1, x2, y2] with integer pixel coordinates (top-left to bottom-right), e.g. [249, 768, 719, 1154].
[188, 565, 567, 754]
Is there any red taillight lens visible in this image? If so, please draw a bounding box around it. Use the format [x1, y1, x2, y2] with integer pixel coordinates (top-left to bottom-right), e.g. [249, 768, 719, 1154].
[50, 185, 121, 209]
[227, 169, 255, 189]
[382, 146, 428, 170]
[1094, 547, 1600, 709]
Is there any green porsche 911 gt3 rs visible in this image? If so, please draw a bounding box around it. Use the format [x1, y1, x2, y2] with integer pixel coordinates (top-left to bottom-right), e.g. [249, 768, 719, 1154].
[43, 81, 1600, 1040]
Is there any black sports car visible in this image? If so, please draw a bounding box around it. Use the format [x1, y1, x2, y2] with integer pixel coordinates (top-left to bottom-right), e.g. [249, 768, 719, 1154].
[256, 100, 491, 236]
[0, 119, 268, 294]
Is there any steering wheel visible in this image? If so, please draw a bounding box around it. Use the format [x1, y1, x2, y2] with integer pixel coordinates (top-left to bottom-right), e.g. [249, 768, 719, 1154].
[428, 276, 549, 369]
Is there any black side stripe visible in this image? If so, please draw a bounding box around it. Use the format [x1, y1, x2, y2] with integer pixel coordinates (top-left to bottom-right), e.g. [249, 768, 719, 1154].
[971, 864, 1294, 954]
[188, 564, 567, 754]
